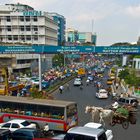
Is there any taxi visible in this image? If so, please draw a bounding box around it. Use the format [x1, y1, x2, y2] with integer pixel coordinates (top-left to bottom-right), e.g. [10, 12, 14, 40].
[96, 89, 108, 99]
[107, 79, 113, 85]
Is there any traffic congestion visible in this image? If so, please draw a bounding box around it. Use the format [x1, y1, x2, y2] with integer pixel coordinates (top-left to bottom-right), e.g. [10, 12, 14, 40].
[0, 54, 139, 140]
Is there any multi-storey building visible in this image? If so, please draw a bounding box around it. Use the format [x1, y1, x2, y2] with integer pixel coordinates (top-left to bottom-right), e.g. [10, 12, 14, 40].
[0, 3, 58, 73]
[65, 28, 97, 46]
[65, 28, 78, 46]
[48, 13, 66, 46]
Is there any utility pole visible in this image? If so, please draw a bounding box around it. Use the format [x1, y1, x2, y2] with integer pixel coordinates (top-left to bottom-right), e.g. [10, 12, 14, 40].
[38, 54, 42, 91]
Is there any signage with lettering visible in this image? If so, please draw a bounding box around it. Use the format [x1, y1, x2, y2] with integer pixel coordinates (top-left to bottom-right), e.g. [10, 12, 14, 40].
[0, 45, 140, 54]
[23, 11, 42, 16]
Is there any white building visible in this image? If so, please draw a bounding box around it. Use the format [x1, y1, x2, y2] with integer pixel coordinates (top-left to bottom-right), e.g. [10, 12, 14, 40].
[0, 3, 58, 73]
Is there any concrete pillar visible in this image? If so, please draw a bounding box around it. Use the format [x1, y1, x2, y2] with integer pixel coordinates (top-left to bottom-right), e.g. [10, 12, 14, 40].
[135, 59, 138, 69]
[122, 55, 127, 66]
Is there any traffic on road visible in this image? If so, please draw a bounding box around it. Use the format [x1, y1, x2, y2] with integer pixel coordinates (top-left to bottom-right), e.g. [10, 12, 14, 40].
[0, 55, 140, 140]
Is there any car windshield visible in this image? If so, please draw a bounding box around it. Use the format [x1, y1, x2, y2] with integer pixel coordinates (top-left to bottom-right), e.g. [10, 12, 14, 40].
[21, 121, 30, 126]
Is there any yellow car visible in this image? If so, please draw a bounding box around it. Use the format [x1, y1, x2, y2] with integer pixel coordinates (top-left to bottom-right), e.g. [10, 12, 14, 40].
[107, 79, 113, 85]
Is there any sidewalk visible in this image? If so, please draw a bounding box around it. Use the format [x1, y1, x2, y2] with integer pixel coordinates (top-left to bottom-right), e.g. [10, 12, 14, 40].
[112, 82, 140, 104]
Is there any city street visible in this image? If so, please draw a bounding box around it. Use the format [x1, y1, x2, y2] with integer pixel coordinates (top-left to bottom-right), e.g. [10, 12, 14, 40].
[52, 76, 140, 140]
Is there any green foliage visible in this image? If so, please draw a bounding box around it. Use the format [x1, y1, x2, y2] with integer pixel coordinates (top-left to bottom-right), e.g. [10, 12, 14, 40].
[118, 69, 129, 80]
[111, 42, 131, 46]
[119, 68, 140, 87]
[52, 54, 64, 67]
[116, 107, 129, 117]
[134, 55, 140, 58]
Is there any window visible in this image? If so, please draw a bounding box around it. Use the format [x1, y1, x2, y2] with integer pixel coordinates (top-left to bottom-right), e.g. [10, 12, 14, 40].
[25, 16, 30, 22]
[20, 16, 24, 22]
[34, 36, 38, 40]
[8, 35, 12, 40]
[21, 121, 30, 127]
[7, 26, 11, 31]
[126, 99, 129, 104]
[26, 26, 31, 31]
[33, 26, 38, 31]
[13, 36, 18, 40]
[121, 98, 125, 103]
[6, 16, 11, 22]
[2, 123, 11, 128]
[20, 26, 24, 31]
[20, 35, 25, 41]
[11, 123, 20, 128]
[26, 36, 31, 40]
[33, 16, 38, 22]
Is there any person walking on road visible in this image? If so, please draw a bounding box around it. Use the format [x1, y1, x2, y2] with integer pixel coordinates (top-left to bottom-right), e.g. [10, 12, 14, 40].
[86, 79, 90, 86]
[66, 83, 70, 91]
[59, 85, 64, 94]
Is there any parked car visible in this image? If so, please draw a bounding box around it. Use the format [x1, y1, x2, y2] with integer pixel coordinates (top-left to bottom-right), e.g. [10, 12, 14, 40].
[11, 128, 44, 140]
[117, 97, 139, 108]
[96, 89, 108, 99]
[0, 119, 36, 132]
[84, 122, 113, 140]
[73, 78, 82, 86]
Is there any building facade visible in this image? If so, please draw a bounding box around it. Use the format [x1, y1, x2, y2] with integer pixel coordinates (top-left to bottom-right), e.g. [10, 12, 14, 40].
[48, 13, 66, 46]
[65, 28, 97, 46]
[65, 28, 78, 45]
[0, 3, 58, 73]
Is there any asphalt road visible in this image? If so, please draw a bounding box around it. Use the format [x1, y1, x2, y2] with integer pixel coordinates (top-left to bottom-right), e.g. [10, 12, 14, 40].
[52, 75, 140, 140]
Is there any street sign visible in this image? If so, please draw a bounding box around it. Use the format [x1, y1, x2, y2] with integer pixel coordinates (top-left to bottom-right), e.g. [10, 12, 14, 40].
[65, 54, 80, 58]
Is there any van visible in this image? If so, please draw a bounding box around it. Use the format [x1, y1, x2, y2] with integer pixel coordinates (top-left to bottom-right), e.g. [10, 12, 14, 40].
[64, 126, 107, 140]
[117, 97, 139, 108]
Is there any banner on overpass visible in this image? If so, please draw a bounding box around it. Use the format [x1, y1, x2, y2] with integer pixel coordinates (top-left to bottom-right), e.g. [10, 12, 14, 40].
[0, 45, 140, 54]
[95, 46, 140, 54]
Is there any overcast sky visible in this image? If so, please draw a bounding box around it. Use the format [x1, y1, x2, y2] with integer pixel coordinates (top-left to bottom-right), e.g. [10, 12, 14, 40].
[1, 0, 140, 45]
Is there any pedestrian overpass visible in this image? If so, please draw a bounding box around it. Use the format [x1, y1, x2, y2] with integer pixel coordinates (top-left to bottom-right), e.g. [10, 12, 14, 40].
[0, 45, 140, 54]
[0, 45, 139, 91]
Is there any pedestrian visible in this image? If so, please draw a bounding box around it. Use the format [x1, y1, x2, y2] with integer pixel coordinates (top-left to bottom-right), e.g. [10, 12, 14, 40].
[116, 83, 119, 89]
[86, 79, 90, 86]
[17, 90, 20, 97]
[120, 93, 124, 98]
[66, 83, 70, 90]
[80, 82, 83, 90]
[59, 85, 64, 94]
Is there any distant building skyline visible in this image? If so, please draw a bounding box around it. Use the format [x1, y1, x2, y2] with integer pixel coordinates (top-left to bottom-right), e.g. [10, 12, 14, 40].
[65, 28, 96, 45]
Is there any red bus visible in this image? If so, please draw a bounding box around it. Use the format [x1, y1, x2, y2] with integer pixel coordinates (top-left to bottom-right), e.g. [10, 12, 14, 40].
[0, 96, 78, 132]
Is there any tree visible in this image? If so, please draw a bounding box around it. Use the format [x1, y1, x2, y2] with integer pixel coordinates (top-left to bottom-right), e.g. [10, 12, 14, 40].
[52, 53, 64, 67]
[118, 69, 129, 80]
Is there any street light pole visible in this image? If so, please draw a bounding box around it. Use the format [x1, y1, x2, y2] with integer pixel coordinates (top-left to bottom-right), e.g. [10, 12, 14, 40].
[38, 54, 42, 91]
[64, 53, 65, 66]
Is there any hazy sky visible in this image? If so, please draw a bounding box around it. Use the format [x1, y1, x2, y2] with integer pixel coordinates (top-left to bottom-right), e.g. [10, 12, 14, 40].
[1, 0, 140, 45]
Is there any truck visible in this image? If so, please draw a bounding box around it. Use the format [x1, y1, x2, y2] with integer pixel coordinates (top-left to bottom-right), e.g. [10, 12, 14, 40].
[77, 68, 86, 77]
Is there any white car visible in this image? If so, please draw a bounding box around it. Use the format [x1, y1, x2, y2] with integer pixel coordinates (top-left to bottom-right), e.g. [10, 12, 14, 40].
[96, 89, 108, 99]
[73, 78, 82, 86]
[84, 122, 113, 140]
[0, 119, 36, 132]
